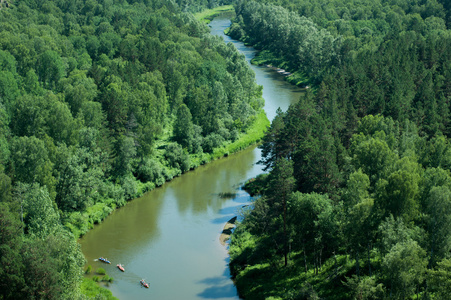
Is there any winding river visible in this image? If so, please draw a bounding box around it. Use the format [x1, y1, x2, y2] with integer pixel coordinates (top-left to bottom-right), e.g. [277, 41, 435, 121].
[79, 16, 304, 300]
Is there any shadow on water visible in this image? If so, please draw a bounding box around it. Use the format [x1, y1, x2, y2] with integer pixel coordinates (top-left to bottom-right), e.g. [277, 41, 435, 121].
[216, 192, 238, 199]
[197, 283, 238, 299]
[197, 258, 238, 299]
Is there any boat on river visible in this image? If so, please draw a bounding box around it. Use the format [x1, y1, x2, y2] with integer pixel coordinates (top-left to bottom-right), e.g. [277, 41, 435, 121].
[140, 279, 149, 288]
[117, 264, 125, 272]
[99, 257, 111, 264]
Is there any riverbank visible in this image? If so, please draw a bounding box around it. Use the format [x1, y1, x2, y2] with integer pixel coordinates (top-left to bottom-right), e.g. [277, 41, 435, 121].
[69, 109, 269, 239]
[194, 5, 234, 23]
[79, 13, 304, 299]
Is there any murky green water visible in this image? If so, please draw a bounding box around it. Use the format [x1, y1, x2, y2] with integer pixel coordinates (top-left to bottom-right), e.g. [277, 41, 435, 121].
[79, 16, 304, 300]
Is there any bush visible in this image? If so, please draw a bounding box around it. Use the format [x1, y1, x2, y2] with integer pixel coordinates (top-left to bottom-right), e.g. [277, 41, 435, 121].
[136, 157, 164, 183]
[85, 265, 92, 274]
[202, 133, 224, 153]
[102, 275, 114, 283]
[165, 142, 190, 171]
[96, 267, 106, 275]
[92, 276, 100, 282]
[121, 174, 138, 200]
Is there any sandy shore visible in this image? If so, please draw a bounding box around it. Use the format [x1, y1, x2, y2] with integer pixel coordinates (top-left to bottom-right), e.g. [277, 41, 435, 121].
[219, 216, 237, 246]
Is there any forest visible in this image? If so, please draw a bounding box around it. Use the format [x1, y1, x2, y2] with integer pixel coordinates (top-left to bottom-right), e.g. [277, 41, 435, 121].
[228, 0, 451, 299]
[0, 0, 266, 299]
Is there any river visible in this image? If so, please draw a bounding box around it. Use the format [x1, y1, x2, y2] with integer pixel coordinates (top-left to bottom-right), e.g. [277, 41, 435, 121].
[79, 16, 304, 300]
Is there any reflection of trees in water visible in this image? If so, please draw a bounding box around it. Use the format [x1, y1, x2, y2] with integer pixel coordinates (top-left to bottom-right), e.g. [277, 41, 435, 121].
[172, 145, 259, 215]
[80, 187, 166, 261]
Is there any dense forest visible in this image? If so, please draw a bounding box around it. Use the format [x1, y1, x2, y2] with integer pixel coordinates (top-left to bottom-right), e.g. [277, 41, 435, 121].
[0, 0, 267, 298]
[228, 0, 451, 299]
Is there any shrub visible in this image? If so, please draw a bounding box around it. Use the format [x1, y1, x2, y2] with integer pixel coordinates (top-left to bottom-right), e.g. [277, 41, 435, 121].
[202, 133, 224, 153]
[96, 267, 106, 275]
[85, 265, 92, 274]
[102, 275, 114, 283]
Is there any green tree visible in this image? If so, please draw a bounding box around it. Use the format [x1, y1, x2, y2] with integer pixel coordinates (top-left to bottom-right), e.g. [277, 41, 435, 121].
[425, 186, 451, 266]
[267, 158, 295, 266]
[289, 192, 336, 273]
[36, 50, 65, 89]
[59, 70, 98, 115]
[16, 183, 60, 238]
[344, 275, 385, 300]
[10, 136, 56, 199]
[375, 157, 421, 222]
[55, 148, 104, 212]
[114, 135, 137, 176]
[173, 103, 196, 151]
[382, 240, 427, 299]
[428, 258, 451, 300]
[0, 203, 25, 299]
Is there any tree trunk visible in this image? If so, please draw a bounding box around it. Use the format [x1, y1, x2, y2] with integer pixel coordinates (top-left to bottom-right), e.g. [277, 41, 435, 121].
[320, 248, 322, 272]
[356, 252, 360, 277]
[334, 251, 338, 280]
[283, 197, 288, 267]
[303, 243, 308, 273]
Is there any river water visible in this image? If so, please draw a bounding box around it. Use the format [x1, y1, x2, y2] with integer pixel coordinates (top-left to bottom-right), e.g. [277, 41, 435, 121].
[79, 16, 304, 300]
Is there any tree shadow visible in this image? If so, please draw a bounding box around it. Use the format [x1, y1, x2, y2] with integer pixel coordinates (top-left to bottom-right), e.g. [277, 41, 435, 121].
[197, 262, 239, 299]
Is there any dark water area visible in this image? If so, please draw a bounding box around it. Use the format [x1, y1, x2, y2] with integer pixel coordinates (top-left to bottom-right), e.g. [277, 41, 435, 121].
[79, 16, 304, 300]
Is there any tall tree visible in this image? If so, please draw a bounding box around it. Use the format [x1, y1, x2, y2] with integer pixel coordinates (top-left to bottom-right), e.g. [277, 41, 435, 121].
[267, 158, 296, 266]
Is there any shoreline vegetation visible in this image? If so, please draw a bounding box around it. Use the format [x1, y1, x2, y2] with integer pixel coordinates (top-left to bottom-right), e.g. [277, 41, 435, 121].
[249, 50, 311, 88]
[227, 0, 451, 299]
[0, 0, 272, 298]
[75, 109, 269, 240]
[194, 5, 235, 23]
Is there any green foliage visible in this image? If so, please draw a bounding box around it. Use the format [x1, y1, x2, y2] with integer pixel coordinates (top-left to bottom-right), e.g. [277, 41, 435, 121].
[0, 200, 85, 299]
[343, 275, 385, 300]
[101, 275, 114, 283]
[243, 173, 269, 197]
[194, 5, 235, 23]
[227, 0, 451, 298]
[96, 267, 106, 275]
[85, 265, 92, 274]
[382, 240, 428, 298]
[233, 113, 451, 299]
[17, 182, 60, 238]
[80, 277, 118, 299]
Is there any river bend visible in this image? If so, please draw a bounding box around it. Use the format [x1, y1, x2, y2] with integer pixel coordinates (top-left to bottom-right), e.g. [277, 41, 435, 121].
[79, 16, 304, 300]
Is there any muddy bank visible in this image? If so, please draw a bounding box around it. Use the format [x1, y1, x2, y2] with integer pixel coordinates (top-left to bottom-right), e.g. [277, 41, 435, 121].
[220, 216, 237, 246]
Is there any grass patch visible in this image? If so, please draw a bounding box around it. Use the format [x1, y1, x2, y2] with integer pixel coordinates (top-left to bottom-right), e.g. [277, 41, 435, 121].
[102, 275, 114, 283]
[194, 5, 235, 23]
[96, 267, 106, 275]
[286, 71, 310, 88]
[211, 109, 269, 160]
[80, 277, 118, 300]
[250, 50, 285, 67]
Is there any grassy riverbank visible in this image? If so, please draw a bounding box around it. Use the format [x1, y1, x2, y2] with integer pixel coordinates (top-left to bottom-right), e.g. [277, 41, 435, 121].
[69, 109, 269, 239]
[194, 5, 235, 23]
[250, 50, 311, 88]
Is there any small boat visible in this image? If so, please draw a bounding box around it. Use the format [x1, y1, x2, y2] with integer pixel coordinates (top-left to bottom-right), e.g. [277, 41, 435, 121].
[99, 257, 111, 264]
[117, 264, 125, 272]
[140, 279, 149, 288]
